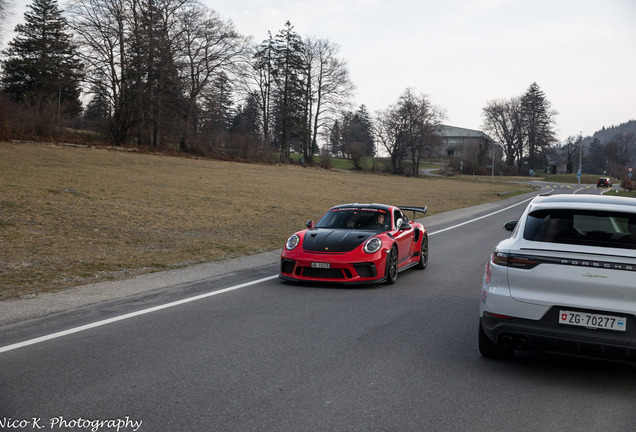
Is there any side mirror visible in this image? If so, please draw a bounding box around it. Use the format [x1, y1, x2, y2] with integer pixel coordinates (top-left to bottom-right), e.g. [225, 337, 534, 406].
[305, 220, 314, 229]
[503, 220, 518, 232]
[399, 221, 412, 231]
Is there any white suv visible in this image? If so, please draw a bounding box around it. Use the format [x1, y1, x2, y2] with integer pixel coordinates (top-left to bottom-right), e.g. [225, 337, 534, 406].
[479, 194, 636, 360]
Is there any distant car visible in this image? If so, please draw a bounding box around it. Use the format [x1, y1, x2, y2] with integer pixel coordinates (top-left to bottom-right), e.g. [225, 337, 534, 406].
[280, 203, 428, 285]
[597, 177, 613, 188]
[479, 194, 636, 360]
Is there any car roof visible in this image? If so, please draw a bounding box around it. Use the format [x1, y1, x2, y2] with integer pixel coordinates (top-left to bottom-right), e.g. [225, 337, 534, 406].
[530, 194, 636, 211]
[330, 203, 392, 211]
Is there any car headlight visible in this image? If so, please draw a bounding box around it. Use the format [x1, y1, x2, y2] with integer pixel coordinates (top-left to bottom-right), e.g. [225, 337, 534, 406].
[285, 234, 300, 251]
[364, 237, 382, 254]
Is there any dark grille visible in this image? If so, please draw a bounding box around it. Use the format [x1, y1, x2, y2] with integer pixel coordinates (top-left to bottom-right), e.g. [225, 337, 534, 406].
[301, 267, 345, 279]
[281, 259, 295, 274]
[354, 263, 377, 278]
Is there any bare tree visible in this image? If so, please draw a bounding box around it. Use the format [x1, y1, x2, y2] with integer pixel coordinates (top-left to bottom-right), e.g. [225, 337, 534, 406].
[175, 3, 250, 151]
[561, 135, 581, 174]
[375, 89, 443, 176]
[482, 97, 525, 169]
[68, 0, 248, 149]
[374, 106, 407, 175]
[68, 0, 134, 145]
[303, 37, 354, 163]
[611, 132, 636, 168]
[400, 89, 444, 176]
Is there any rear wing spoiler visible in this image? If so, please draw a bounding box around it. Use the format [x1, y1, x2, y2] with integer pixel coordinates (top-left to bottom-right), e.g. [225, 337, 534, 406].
[397, 206, 428, 220]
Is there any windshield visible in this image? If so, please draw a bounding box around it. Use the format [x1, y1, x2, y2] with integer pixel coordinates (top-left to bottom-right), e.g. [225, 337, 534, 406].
[524, 209, 636, 249]
[315, 208, 390, 231]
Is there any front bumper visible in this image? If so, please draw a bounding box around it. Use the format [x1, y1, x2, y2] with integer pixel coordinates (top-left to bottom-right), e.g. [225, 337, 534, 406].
[279, 250, 388, 284]
[480, 307, 636, 359]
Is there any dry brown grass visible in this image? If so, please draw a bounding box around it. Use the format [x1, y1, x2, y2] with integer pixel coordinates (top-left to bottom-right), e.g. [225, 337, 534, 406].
[0, 141, 532, 300]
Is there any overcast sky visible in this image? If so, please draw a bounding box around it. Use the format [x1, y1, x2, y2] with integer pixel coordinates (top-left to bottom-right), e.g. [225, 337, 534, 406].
[4, 0, 635, 141]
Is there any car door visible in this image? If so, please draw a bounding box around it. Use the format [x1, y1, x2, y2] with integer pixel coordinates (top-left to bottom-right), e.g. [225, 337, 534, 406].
[392, 209, 414, 267]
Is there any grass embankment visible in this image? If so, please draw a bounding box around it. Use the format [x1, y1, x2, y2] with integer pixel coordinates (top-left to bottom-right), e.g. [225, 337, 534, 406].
[0, 141, 534, 300]
[543, 173, 601, 184]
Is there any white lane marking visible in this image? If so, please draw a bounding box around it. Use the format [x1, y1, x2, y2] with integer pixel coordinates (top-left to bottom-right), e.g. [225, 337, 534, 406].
[1, 195, 539, 354]
[0, 275, 278, 354]
[428, 195, 536, 236]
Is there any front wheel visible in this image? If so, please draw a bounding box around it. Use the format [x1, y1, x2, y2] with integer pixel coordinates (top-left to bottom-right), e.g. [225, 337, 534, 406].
[385, 247, 398, 285]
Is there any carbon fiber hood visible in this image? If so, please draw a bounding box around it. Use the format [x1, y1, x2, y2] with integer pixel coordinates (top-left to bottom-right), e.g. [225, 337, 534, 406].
[302, 229, 375, 252]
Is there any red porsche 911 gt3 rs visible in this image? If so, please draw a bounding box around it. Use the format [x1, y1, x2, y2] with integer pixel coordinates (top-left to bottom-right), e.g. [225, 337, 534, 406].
[279, 203, 429, 285]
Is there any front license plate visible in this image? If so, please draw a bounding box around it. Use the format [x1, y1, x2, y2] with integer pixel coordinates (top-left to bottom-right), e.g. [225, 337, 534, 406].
[559, 310, 627, 332]
[311, 262, 331, 269]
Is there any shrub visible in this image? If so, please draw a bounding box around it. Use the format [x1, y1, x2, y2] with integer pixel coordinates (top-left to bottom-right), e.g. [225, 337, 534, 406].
[319, 147, 332, 170]
[621, 177, 636, 192]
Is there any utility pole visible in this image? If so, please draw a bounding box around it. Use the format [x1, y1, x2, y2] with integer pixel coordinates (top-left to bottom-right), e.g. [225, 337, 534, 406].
[577, 132, 582, 186]
[491, 139, 495, 181]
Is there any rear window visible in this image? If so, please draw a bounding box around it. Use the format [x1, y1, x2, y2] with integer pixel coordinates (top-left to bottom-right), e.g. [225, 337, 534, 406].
[524, 209, 636, 249]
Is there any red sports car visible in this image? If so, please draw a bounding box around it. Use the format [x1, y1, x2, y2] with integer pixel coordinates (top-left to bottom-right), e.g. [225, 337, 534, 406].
[279, 203, 429, 284]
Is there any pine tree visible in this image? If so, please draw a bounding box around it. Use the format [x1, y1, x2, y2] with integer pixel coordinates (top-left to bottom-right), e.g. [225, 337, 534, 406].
[521, 82, 556, 171]
[231, 92, 260, 138]
[83, 83, 110, 121]
[1, 0, 83, 117]
[272, 21, 307, 163]
[208, 72, 235, 133]
[355, 105, 375, 157]
[328, 119, 342, 157]
[253, 33, 277, 150]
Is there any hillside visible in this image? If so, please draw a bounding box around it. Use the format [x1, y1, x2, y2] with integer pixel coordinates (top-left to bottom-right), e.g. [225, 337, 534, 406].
[582, 119, 636, 145]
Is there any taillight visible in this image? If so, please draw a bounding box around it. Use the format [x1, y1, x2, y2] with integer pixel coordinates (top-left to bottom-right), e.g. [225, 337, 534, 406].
[491, 252, 509, 266]
[508, 255, 539, 269]
[491, 252, 539, 269]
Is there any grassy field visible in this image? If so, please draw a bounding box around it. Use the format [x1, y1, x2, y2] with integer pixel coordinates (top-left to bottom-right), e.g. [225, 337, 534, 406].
[1, 141, 536, 300]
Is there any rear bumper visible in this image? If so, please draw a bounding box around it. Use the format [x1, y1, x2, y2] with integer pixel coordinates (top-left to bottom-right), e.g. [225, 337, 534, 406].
[480, 307, 636, 359]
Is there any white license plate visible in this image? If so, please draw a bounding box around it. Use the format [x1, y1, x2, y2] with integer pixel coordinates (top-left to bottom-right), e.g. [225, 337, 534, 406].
[559, 310, 627, 332]
[311, 262, 331, 269]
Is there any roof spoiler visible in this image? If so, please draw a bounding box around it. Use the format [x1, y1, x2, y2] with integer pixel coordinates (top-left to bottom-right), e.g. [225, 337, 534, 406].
[398, 206, 428, 220]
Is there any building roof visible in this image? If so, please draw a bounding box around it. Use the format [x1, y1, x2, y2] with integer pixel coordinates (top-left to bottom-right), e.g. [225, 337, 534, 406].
[437, 124, 490, 139]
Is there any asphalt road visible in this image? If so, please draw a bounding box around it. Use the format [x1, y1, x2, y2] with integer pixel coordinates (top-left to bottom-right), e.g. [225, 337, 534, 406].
[1, 183, 635, 432]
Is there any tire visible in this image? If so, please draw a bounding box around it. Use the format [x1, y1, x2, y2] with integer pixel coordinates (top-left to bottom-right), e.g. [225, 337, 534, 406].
[415, 234, 428, 270]
[478, 321, 513, 360]
[385, 247, 398, 285]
